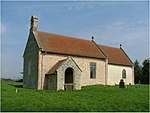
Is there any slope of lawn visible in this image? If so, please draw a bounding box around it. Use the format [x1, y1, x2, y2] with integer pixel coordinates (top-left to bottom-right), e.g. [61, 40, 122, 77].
[1, 81, 149, 112]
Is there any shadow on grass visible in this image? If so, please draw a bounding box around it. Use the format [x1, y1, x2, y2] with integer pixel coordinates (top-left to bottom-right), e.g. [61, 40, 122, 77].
[8, 83, 23, 88]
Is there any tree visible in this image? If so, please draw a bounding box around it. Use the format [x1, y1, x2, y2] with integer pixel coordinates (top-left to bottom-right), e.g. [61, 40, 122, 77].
[134, 60, 142, 84]
[141, 59, 150, 84]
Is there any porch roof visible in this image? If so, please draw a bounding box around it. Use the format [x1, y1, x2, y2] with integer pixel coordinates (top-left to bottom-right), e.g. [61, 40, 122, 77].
[46, 59, 67, 75]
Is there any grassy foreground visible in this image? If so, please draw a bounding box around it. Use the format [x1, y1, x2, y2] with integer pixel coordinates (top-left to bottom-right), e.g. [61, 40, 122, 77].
[1, 81, 149, 112]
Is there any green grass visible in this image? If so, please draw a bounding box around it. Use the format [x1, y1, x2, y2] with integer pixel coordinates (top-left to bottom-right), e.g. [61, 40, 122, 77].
[1, 81, 149, 112]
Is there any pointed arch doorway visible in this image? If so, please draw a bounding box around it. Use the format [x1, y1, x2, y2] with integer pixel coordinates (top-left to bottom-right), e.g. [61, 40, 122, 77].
[64, 68, 73, 90]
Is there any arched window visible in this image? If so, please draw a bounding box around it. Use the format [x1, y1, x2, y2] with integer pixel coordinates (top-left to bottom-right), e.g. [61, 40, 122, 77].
[122, 69, 126, 79]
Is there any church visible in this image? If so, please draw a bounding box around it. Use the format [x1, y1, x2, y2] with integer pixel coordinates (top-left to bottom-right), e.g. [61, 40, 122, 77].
[23, 16, 134, 90]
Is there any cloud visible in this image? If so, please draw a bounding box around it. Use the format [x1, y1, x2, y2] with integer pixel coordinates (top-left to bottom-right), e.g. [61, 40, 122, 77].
[1, 23, 7, 34]
[2, 51, 23, 79]
[95, 19, 148, 42]
[76, 21, 127, 40]
[77, 19, 148, 60]
[92, 19, 148, 62]
[68, 2, 94, 11]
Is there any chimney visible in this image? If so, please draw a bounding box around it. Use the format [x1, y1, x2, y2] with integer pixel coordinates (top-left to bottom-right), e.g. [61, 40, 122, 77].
[30, 15, 38, 31]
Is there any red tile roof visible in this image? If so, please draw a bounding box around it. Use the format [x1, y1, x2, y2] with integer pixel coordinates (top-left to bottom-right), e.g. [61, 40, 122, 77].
[98, 45, 133, 66]
[46, 57, 82, 75]
[46, 59, 67, 75]
[35, 31, 132, 66]
[37, 31, 106, 59]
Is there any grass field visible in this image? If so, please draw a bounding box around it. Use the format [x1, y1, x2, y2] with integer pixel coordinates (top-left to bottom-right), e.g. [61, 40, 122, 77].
[1, 81, 149, 112]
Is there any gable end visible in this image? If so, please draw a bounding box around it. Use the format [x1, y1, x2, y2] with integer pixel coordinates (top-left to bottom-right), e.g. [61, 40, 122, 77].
[120, 48, 133, 65]
[23, 31, 40, 57]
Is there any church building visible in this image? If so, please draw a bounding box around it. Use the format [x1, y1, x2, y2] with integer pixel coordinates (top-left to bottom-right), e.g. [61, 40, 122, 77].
[23, 16, 134, 90]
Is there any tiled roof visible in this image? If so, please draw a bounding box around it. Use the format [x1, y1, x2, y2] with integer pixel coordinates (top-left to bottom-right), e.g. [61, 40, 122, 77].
[37, 31, 106, 59]
[34, 31, 132, 66]
[46, 57, 82, 75]
[98, 45, 133, 66]
[46, 59, 67, 75]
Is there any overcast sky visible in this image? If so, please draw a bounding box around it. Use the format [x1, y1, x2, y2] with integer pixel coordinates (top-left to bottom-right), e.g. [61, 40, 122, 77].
[1, 1, 149, 79]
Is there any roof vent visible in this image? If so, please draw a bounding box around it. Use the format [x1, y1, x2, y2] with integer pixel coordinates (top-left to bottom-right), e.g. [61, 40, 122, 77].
[30, 15, 38, 32]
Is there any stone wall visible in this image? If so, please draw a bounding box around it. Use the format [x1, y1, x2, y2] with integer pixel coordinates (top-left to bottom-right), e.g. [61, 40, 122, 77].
[38, 53, 106, 89]
[107, 64, 133, 85]
[23, 32, 134, 90]
[73, 56, 106, 86]
[23, 32, 39, 89]
[56, 58, 81, 90]
[44, 75, 57, 90]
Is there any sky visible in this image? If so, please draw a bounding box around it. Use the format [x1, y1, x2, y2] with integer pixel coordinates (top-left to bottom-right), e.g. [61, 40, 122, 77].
[1, 1, 149, 79]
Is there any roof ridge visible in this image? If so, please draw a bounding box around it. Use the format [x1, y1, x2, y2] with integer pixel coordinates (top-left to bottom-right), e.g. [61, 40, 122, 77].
[38, 31, 91, 42]
[92, 41, 108, 58]
[98, 44, 120, 49]
[99, 44, 133, 66]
